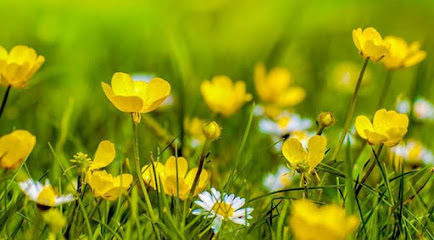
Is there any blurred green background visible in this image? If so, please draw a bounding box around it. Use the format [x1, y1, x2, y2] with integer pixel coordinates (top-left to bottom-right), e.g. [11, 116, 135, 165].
[0, 0, 433, 182]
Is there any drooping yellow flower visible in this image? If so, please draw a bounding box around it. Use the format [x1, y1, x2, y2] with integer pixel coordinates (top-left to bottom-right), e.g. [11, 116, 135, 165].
[101, 72, 171, 113]
[142, 156, 209, 200]
[0, 130, 36, 169]
[254, 63, 305, 107]
[200, 75, 252, 117]
[382, 36, 426, 69]
[0, 45, 45, 88]
[85, 140, 133, 201]
[355, 109, 409, 147]
[282, 135, 327, 175]
[353, 27, 390, 62]
[290, 199, 358, 240]
[86, 170, 133, 201]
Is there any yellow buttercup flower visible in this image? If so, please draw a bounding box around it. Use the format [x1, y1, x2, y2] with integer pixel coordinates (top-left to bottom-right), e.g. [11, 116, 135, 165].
[101, 72, 171, 113]
[86, 140, 133, 201]
[282, 135, 327, 175]
[254, 63, 305, 107]
[290, 199, 358, 240]
[0, 45, 45, 88]
[0, 130, 36, 169]
[355, 109, 409, 147]
[142, 156, 209, 200]
[86, 170, 133, 201]
[353, 27, 390, 62]
[382, 36, 426, 69]
[201, 75, 252, 117]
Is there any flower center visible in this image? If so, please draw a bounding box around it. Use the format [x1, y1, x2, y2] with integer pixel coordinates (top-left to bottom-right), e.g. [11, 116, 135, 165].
[38, 186, 56, 207]
[212, 202, 234, 218]
[277, 116, 291, 130]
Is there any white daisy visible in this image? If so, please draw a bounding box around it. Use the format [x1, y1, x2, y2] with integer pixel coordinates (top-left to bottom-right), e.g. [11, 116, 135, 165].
[259, 112, 312, 137]
[192, 188, 253, 233]
[413, 97, 434, 121]
[19, 179, 75, 208]
[263, 165, 294, 191]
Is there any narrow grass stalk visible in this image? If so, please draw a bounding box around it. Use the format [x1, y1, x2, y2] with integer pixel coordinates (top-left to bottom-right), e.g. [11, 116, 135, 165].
[131, 114, 155, 219]
[189, 140, 210, 199]
[376, 70, 393, 109]
[355, 144, 384, 196]
[0, 85, 11, 121]
[331, 57, 370, 161]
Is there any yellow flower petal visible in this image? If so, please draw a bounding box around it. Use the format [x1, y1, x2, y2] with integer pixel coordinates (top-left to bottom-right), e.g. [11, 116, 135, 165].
[139, 78, 171, 113]
[89, 140, 116, 170]
[307, 135, 327, 172]
[282, 138, 307, 167]
[364, 130, 387, 145]
[164, 156, 188, 178]
[111, 72, 136, 96]
[101, 82, 144, 112]
[355, 115, 373, 139]
[0, 130, 36, 169]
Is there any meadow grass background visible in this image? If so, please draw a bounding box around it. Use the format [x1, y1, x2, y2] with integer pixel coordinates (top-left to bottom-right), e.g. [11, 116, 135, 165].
[0, 0, 433, 239]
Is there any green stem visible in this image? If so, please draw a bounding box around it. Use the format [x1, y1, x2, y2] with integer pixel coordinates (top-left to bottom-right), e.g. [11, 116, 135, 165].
[355, 144, 384, 196]
[131, 114, 155, 220]
[376, 70, 393, 109]
[188, 140, 210, 199]
[331, 57, 370, 161]
[0, 85, 11, 121]
[76, 198, 103, 235]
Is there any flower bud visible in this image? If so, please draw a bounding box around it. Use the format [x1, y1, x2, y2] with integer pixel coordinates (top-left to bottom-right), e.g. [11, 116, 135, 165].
[202, 121, 221, 141]
[318, 112, 335, 127]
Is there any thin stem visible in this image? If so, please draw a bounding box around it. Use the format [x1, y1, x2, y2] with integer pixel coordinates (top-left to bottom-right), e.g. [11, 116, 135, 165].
[355, 144, 384, 196]
[331, 57, 370, 161]
[64, 174, 83, 238]
[376, 70, 393, 109]
[188, 140, 210, 199]
[131, 114, 155, 219]
[76, 198, 103, 235]
[0, 86, 11, 120]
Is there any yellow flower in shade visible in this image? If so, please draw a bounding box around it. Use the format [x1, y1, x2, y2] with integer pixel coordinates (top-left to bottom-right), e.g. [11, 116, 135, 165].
[282, 135, 327, 176]
[201, 75, 252, 117]
[142, 156, 209, 200]
[0, 45, 45, 88]
[43, 209, 67, 234]
[382, 36, 426, 69]
[353, 27, 391, 62]
[254, 63, 305, 107]
[290, 199, 358, 240]
[86, 140, 133, 201]
[19, 179, 74, 208]
[101, 72, 171, 113]
[86, 170, 133, 201]
[0, 130, 36, 169]
[355, 109, 409, 147]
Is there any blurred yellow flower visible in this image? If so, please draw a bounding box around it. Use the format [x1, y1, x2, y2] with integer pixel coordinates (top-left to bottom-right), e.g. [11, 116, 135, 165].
[282, 135, 327, 175]
[184, 117, 206, 142]
[382, 36, 426, 69]
[0, 45, 45, 88]
[201, 75, 252, 117]
[329, 62, 371, 92]
[86, 140, 133, 201]
[290, 199, 358, 240]
[101, 72, 171, 113]
[86, 170, 133, 201]
[355, 109, 408, 147]
[43, 209, 67, 234]
[254, 63, 305, 107]
[0, 130, 36, 169]
[353, 27, 390, 62]
[142, 156, 209, 200]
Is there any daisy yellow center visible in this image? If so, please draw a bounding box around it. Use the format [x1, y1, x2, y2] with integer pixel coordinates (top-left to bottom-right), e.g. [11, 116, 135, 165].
[212, 202, 234, 218]
[37, 186, 56, 207]
[277, 116, 291, 130]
